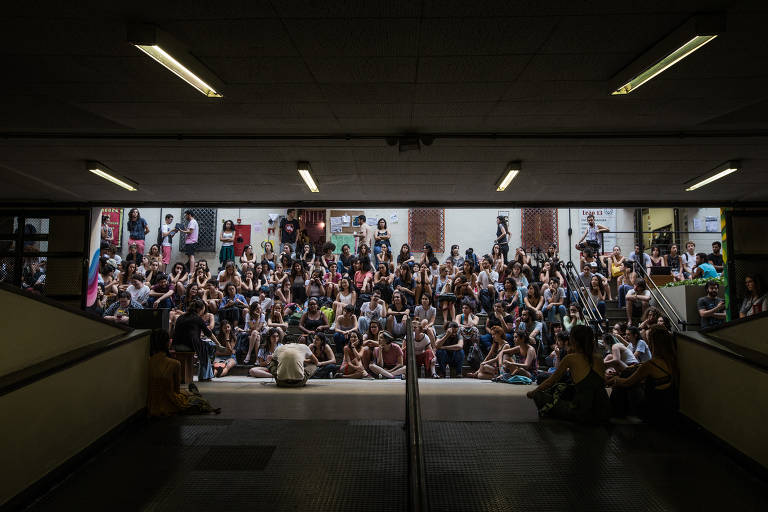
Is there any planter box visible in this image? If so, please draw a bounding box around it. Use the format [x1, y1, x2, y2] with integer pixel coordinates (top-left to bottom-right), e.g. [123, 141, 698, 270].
[658, 285, 724, 326]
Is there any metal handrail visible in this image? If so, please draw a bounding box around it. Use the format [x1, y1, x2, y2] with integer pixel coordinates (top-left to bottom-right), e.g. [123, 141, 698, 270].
[557, 261, 594, 322]
[558, 261, 605, 333]
[405, 320, 429, 512]
[633, 264, 686, 332]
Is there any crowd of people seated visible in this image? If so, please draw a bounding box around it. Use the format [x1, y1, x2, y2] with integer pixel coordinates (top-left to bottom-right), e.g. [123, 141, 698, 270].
[85, 208, 768, 422]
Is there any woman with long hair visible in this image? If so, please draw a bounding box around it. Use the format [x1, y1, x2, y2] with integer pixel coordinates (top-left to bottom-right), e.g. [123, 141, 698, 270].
[289, 260, 309, 305]
[608, 325, 678, 424]
[340, 331, 371, 379]
[213, 320, 239, 378]
[373, 218, 391, 258]
[469, 326, 509, 380]
[333, 278, 357, 318]
[376, 242, 394, 273]
[397, 243, 415, 267]
[498, 331, 538, 379]
[373, 262, 395, 303]
[147, 244, 161, 263]
[666, 244, 684, 282]
[386, 290, 410, 339]
[310, 333, 339, 379]
[495, 216, 510, 264]
[248, 328, 283, 378]
[528, 325, 610, 423]
[649, 245, 665, 268]
[524, 283, 544, 317]
[117, 260, 137, 292]
[587, 275, 607, 320]
[275, 278, 292, 305]
[260, 241, 276, 270]
[338, 244, 354, 277]
[218, 220, 236, 267]
[240, 244, 258, 271]
[491, 244, 505, 273]
[740, 274, 768, 318]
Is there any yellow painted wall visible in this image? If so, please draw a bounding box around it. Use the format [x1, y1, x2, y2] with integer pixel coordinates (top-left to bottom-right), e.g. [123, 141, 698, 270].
[678, 336, 768, 468]
[0, 289, 123, 375]
[0, 333, 149, 506]
[642, 208, 675, 247]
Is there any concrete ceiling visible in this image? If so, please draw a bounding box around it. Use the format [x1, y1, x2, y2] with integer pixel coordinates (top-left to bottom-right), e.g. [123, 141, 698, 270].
[1, 0, 767, 204]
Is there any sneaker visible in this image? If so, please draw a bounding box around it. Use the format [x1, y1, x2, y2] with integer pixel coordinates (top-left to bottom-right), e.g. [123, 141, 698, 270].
[362, 375, 375, 380]
[400, 375, 406, 380]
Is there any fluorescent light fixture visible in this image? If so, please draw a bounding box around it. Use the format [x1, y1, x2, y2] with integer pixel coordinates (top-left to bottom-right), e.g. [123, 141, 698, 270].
[128, 24, 223, 98]
[135, 45, 222, 97]
[496, 162, 521, 191]
[86, 161, 138, 192]
[685, 160, 739, 192]
[612, 35, 717, 95]
[298, 162, 319, 193]
[610, 14, 724, 95]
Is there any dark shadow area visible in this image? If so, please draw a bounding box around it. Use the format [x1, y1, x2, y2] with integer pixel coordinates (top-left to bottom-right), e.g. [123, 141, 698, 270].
[28, 418, 406, 512]
[422, 421, 768, 511]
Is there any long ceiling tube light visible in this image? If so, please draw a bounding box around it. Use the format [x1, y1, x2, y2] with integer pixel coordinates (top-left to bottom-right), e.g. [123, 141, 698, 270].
[610, 14, 724, 95]
[496, 162, 520, 191]
[87, 161, 138, 192]
[685, 160, 740, 192]
[298, 162, 319, 193]
[128, 24, 223, 98]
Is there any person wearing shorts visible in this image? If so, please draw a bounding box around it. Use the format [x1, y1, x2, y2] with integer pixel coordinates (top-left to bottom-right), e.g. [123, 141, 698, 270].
[127, 208, 149, 257]
[408, 320, 437, 378]
[180, 210, 199, 272]
[160, 213, 177, 271]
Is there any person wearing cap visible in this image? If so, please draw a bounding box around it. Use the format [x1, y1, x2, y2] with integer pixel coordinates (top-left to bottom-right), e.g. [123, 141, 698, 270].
[100, 257, 119, 296]
[578, 261, 608, 292]
[103, 291, 143, 324]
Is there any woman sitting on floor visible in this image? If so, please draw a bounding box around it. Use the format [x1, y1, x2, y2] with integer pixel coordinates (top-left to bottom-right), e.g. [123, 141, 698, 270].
[310, 333, 339, 379]
[213, 320, 239, 378]
[148, 330, 219, 416]
[498, 331, 538, 380]
[608, 325, 678, 425]
[248, 328, 283, 378]
[527, 325, 610, 424]
[340, 331, 371, 379]
[468, 326, 508, 380]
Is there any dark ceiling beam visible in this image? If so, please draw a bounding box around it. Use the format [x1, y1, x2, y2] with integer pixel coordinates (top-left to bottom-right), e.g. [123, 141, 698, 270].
[3, 130, 768, 141]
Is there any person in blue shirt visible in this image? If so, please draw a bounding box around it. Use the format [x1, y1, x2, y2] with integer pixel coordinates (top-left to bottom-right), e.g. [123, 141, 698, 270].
[693, 253, 719, 279]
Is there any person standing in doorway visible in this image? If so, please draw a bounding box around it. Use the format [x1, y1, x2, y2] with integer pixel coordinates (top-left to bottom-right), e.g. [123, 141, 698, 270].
[495, 216, 510, 264]
[280, 209, 300, 256]
[127, 208, 149, 258]
[179, 210, 199, 273]
[160, 213, 177, 272]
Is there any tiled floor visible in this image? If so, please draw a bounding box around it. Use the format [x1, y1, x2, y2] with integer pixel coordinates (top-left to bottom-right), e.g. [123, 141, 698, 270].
[25, 381, 768, 511]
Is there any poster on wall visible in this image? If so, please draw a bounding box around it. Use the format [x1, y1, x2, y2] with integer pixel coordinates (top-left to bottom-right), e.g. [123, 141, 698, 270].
[578, 208, 617, 254]
[101, 207, 123, 248]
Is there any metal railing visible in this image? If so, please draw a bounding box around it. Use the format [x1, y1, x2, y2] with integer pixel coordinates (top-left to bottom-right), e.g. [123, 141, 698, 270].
[633, 263, 686, 332]
[404, 320, 429, 512]
[558, 261, 605, 333]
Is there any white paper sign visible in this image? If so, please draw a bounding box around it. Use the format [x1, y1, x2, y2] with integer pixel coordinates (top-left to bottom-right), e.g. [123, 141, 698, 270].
[253, 221, 263, 233]
[705, 216, 719, 233]
[579, 208, 617, 253]
[330, 217, 343, 233]
[390, 213, 399, 224]
[367, 217, 377, 226]
[341, 215, 351, 226]
[692, 218, 703, 231]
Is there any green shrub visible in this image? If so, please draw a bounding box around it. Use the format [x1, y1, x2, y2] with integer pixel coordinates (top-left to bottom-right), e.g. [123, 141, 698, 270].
[662, 276, 726, 288]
